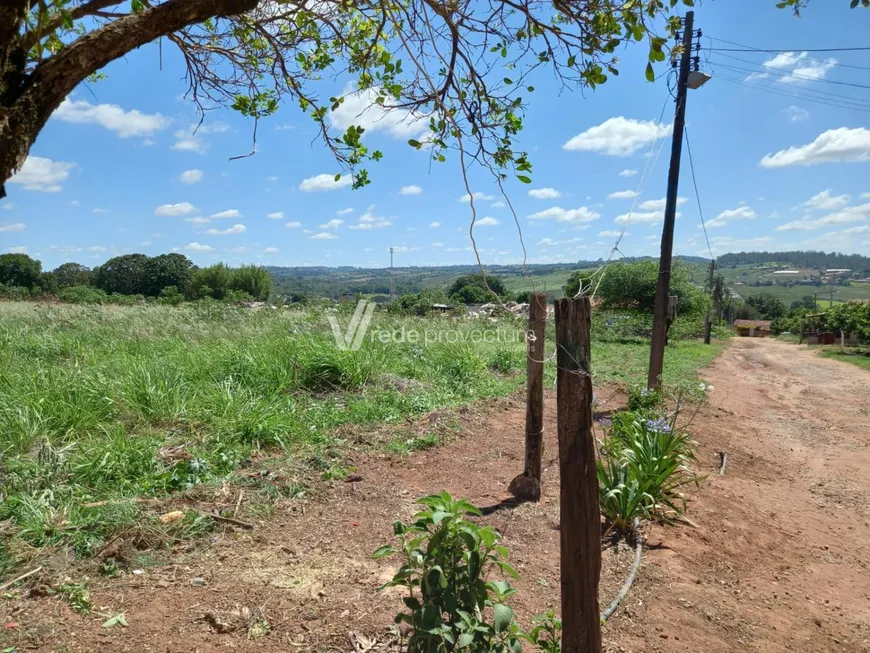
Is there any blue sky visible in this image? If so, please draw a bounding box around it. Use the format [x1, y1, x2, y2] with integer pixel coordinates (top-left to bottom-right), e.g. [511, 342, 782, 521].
[3, 0, 870, 271]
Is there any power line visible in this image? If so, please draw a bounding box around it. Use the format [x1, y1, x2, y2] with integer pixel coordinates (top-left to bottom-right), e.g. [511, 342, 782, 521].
[710, 49, 870, 74]
[713, 73, 870, 114]
[708, 59, 870, 105]
[709, 43, 870, 55]
[683, 125, 714, 264]
[706, 60, 870, 90]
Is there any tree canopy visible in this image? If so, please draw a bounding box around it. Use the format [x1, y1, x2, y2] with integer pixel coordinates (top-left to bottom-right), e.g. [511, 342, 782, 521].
[566, 260, 707, 316]
[0, 253, 42, 289]
[448, 274, 508, 304]
[2, 0, 860, 198]
[745, 292, 787, 321]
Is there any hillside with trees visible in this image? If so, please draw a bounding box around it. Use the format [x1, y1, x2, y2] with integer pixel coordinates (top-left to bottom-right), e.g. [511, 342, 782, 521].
[718, 251, 870, 274]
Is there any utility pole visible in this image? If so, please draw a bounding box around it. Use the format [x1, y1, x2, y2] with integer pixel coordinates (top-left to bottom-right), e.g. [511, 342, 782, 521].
[704, 258, 715, 345]
[389, 246, 395, 302]
[648, 11, 696, 390]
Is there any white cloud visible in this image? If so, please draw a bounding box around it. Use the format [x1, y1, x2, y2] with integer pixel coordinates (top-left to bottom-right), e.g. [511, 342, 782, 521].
[171, 122, 229, 153]
[615, 210, 681, 225]
[798, 190, 850, 211]
[2, 203, 14, 210]
[204, 224, 246, 235]
[266, 211, 284, 219]
[563, 117, 672, 156]
[491, 201, 506, 209]
[432, 242, 444, 247]
[9, 156, 75, 192]
[777, 203, 870, 231]
[527, 206, 600, 224]
[759, 51, 837, 85]
[92, 207, 108, 214]
[639, 197, 687, 211]
[708, 236, 773, 254]
[349, 210, 392, 230]
[0, 223, 25, 232]
[320, 218, 344, 229]
[430, 221, 441, 228]
[619, 169, 638, 178]
[185, 216, 210, 225]
[155, 202, 196, 216]
[285, 221, 302, 228]
[760, 128, 870, 168]
[862, 193, 870, 199]
[783, 105, 809, 123]
[6, 246, 27, 254]
[211, 209, 242, 219]
[274, 123, 294, 131]
[172, 138, 204, 153]
[476, 217, 499, 226]
[399, 184, 422, 195]
[706, 205, 757, 228]
[179, 169, 203, 184]
[458, 192, 496, 203]
[88, 245, 107, 252]
[337, 207, 354, 215]
[185, 242, 215, 252]
[55, 98, 168, 137]
[264, 247, 280, 254]
[299, 173, 353, 192]
[598, 230, 623, 237]
[329, 83, 428, 139]
[529, 187, 561, 200]
[310, 232, 338, 240]
[607, 190, 639, 200]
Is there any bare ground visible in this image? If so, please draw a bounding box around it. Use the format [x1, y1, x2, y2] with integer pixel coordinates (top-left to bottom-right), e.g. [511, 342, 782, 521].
[3, 337, 870, 652]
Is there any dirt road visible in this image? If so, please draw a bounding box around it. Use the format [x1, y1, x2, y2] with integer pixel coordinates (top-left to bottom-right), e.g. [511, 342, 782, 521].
[4, 338, 870, 652]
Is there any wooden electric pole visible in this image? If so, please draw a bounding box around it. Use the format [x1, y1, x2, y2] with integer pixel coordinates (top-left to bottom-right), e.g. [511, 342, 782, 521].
[648, 11, 695, 390]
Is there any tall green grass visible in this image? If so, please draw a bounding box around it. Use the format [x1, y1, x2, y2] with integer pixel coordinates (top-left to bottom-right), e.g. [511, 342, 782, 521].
[0, 302, 721, 570]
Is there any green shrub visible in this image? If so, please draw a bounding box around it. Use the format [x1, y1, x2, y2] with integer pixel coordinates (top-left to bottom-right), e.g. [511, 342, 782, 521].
[373, 492, 524, 653]
[598, 410, 701, 535]
[157, 285, 184, 306]
[626, 386, 664, 413]
[58, 285, 107, 304]
[0, 284, 31, 300]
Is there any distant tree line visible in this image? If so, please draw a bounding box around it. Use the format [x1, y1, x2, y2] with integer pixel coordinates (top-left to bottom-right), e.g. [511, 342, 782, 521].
[0, 252, 272, 304]
[718, 250, 870, 274]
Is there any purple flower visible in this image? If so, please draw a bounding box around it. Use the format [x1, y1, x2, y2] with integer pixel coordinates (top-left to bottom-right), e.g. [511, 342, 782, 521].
[646, 417, 671, 434]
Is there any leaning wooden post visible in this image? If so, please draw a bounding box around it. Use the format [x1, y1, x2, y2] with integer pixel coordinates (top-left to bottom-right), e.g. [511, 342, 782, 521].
[799, 315, 805, 345]
[509, 293, 546, 501]
[703, 315, 712, 345]
[554, 297, 602, 653]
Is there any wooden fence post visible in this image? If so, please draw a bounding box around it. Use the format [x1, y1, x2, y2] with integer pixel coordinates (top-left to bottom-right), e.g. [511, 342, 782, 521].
[704, 315, 712, 345]
[554, 297, 602, 653]
[509, 293, 546, 501]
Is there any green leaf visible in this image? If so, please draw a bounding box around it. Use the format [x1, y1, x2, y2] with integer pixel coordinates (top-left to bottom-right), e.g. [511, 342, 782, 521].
[851, 0, 859, 7]
[493, 603, 513, 633]
[408, 139, 422, 149]
[516, 175, 531, 184]
[567, 55, 576, 67]
[372, 545, 395, 559]
[420, 602, 440, 630]
[333, 173, 341, 182]
[645, 62, 655, 83]
[458, 632, 475, 648]
[102, 613, 128, 628]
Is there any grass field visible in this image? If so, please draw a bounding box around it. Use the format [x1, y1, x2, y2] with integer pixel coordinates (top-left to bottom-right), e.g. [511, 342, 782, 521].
[0, 302, 722, 576]
[817, 347, 870, 372]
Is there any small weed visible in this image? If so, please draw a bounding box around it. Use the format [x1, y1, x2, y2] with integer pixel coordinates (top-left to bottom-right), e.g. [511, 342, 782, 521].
[56, 582, 93, 615]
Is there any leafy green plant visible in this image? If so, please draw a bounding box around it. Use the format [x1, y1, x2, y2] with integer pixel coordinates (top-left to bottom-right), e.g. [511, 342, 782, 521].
[373, 492, 523, 652]
[56, 582, 93, 614]
[626, 386, 663, 414]
[521, 611, 562, 653]
[598, 411, 702, 535]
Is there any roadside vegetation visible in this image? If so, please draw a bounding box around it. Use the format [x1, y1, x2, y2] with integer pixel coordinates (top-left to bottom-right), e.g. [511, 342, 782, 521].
[0, 296, 721, 580]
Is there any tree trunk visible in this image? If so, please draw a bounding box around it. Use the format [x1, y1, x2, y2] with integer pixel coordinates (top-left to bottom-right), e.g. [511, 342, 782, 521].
[0, 0, 259, 198]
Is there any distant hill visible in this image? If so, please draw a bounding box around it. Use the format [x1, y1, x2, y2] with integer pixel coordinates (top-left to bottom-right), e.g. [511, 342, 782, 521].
[718, 251, 870, 273]
[266, 255, 712, 299]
